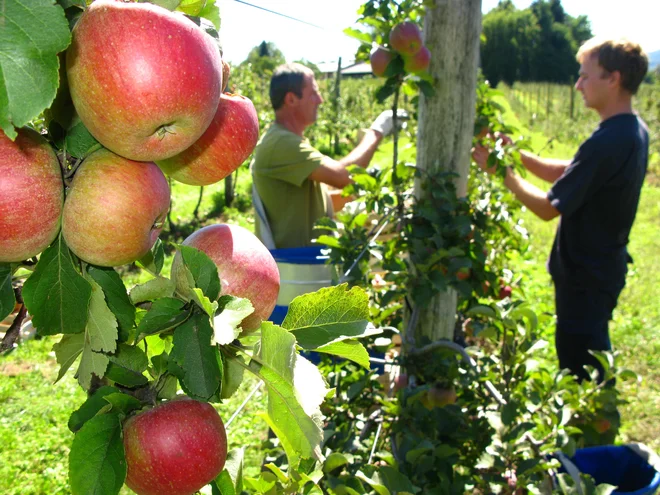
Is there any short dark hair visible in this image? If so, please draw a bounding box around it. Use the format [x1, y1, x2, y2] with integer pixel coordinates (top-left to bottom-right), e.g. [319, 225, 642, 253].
[577, 38, 649, 95]
[269, 63, 314, 110]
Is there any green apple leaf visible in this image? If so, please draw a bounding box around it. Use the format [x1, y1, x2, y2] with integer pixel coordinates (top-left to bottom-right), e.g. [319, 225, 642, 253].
[129, 276, 175, 305]
[102, 393, 142, 416]
[213, 296, 254, 345]
[22, 235, 92, 336]
[213, 448, 244, 495]
[53, 333, 84, 383]
[105, 344, 149, 388]
[69, 413, 126, 495]
[135, 297, 190, 342]
[314, 339, 370, 369]
[65, 117, 100, 158]
[85, 278, 118, 354]
[148, 0, 181, 10]
[68, 386, 121, 433]
[169, 312, 223, 400]
[0, 264, 15, 322]
[256, 322, 325, 468]
[283, 285, 372, 348]
[87, 266, 135, 343]
[177, 245, 221, 302]
[197, 1, 220, 31]
[136, 239, 165, 276]
[192, 287, 219, 319]
[76, 337, 110, 391]
[221, 354, 245, 400]
[0, 0, 71, 138]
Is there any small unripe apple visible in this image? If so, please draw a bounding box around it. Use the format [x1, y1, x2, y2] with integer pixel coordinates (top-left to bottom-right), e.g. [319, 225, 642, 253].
[403, 45, 430, 73]
[370, 46, 395, 77]
[123, 399, 227, 495]
[62, 149, 170, 267]
[592, 418, 612, 434]
[0, 128, 63, 262]
[422, 386, 457, 410]
[389, 21, 423, 56]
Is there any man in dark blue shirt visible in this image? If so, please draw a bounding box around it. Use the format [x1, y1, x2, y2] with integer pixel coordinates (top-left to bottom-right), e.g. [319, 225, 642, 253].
[473, 38, 649, 381]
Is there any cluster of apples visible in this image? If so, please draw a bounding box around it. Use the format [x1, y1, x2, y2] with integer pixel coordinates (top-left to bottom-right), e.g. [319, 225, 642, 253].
[1, 0, 261, 267]
[370, 21, 431, 77]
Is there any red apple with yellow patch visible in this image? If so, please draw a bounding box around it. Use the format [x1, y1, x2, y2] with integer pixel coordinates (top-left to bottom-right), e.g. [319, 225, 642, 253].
[66, 0, 222, 161]
[0, 128, 63, 262]
[157, 93, 259, 186]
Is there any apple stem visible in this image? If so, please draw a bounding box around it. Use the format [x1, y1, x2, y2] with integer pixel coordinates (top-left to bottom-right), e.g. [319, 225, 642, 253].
[0, 287, 27, 354]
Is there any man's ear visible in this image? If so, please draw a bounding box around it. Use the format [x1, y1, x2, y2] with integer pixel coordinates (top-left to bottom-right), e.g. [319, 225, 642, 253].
[284, 91, 298, 107]
[608, 70, 622, 90]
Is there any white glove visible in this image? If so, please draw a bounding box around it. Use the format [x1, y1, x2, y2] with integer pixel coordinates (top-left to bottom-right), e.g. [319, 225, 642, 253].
[369, 109, 409, 137]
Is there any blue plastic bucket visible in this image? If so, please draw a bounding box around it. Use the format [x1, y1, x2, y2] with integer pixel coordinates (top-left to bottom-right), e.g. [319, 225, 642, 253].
[565, 445, 660, 494]
[267, 246, 386, 372]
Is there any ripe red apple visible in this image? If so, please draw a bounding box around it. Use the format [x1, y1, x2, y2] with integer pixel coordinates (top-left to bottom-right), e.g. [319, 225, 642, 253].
[174, 224, 280, 331]
[66, 0, 222, 161]
[157, 93, 259, 186]
[370, 46, 395, 77]
[456, 267, 471, 281]
[389, 21, 423, 56]
[123, 399, 227, 495]
[592, 418, 612, 434]
[0, 128, 63, 262]
[498, 285, 512, 299]
[62, 149, 170, 267]
[403, 45, 431, 73]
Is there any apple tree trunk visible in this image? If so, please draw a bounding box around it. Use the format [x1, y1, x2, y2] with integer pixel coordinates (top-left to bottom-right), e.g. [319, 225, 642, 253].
[413, 0, 482, 343]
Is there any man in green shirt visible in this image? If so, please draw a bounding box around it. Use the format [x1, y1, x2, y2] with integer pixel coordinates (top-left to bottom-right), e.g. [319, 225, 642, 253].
[251, 63, 397, 249]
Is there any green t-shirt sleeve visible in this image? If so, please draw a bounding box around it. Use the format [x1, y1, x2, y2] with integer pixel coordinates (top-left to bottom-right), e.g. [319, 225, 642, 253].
[259, 132, 326, 187]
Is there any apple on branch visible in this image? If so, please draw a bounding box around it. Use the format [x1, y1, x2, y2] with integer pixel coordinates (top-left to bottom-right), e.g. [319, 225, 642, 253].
[370, 46, 395, 77]
[62, 149, 170, 267]
[389, 21, 423, 56]
[0, 128, 63, 263]
[173, 224, 280, 331]
[157, 93, 259, 186]
[123, 399, 227, 495]
[66, 0, 223, 161]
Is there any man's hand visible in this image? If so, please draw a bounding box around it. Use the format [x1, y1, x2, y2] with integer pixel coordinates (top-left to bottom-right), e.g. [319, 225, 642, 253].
[369, 109, 409, 137]
[472, 144, 496, 174]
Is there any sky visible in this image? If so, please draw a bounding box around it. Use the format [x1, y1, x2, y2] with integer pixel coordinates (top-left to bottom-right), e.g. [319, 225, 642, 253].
[218, 0, 660, 66]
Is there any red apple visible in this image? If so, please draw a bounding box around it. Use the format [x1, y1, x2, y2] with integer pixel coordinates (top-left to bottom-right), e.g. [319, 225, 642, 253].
[157, 93, 259, 186]
[403, 45, 431, 73]
[174, 224, 280, 331]
[66, 0, 222, 161]
[0, 128, 63, 262]
[498, 285, 512, 299]
[370, 46, 395, 77]
[456, 267, 471, 281]
[389, 21, 423, 56]
[592, 418, 612, 434]
[123, 399, 227, 495]
[62, 149, 170, 267]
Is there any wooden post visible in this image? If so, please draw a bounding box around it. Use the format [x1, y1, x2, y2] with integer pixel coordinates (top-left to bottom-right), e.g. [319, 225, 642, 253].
[333, 57, 342, 155]
[413, 0, 481, 343]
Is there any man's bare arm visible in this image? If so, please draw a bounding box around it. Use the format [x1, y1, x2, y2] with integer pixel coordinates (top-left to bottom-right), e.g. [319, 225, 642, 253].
[519, 150, 571, 183]
[308, 129, 383, 189]
[503, 168, 560, 221]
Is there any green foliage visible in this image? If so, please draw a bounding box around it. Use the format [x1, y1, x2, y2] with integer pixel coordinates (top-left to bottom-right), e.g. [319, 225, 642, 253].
[0, 0, 71, 138]
[481, 0, 593, 86]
